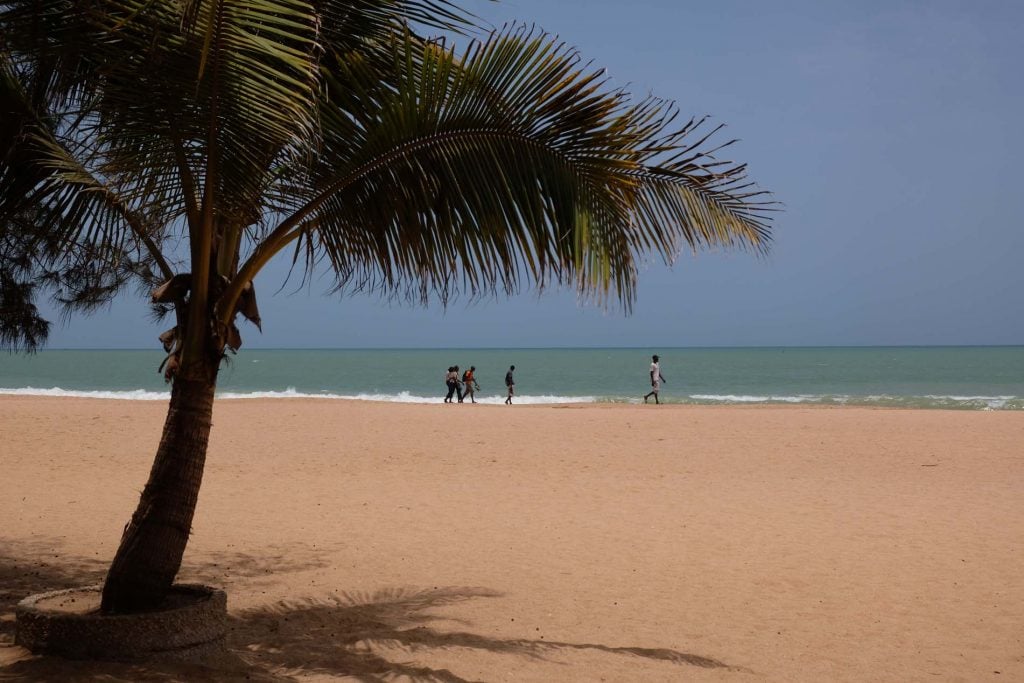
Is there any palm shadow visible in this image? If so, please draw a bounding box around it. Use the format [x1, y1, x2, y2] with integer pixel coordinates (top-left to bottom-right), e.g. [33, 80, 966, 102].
[1, 542, 739, 682]
[230, 586, 737, 682]
[0, 540, 108, 646]
[0, 541, 302, 682]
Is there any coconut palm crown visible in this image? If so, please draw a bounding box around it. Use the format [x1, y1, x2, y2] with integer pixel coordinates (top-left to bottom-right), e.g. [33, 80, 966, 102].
[0, 0, 775, 613]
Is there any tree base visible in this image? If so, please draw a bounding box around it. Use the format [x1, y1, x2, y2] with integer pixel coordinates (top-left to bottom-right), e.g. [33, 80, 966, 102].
[14, 584, 226, 662]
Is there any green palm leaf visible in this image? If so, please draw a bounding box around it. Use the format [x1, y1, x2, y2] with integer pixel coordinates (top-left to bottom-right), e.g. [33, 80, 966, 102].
[1, 0, 778, 615]
[234, 26, 773, 317]
[3, 3, 774, 340]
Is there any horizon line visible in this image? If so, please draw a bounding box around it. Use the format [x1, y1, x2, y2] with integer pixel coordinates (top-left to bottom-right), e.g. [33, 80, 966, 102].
[31, 343, 1024, 352]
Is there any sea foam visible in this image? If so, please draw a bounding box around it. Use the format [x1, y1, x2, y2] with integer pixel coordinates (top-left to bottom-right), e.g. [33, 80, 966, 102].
[0, 386, 595, 405]
[2, 386, 1019, 409]
[0, 386, 170, 401]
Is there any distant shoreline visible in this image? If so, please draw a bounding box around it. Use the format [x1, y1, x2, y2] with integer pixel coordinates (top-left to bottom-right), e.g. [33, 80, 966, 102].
[4, 347, 1022, 410]
[27, 343, 1024, 351]
[1, 393, 1019, 411]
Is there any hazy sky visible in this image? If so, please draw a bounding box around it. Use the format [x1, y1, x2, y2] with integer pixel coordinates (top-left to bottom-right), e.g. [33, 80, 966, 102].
[40, 0, 1024, 348]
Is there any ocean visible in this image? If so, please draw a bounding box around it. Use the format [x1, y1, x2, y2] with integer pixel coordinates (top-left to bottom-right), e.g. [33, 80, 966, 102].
[1, 347, 1022, 410]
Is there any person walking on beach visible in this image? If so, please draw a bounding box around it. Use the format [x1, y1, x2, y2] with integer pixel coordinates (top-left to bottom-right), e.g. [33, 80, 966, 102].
[444, 366, 463, 403]
[462, 366, 480, 403]
[454, 365, 465, 403]
[504, 365, 515, 405]
[644, 354, 666, 404]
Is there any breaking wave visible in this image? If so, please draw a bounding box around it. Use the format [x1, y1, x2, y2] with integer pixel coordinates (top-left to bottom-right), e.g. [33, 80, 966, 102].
[685, 393, 1023, 410]
[2, 387, 1020, 409]
[0, 386, 170, 401]
[0, 386, 594, 405]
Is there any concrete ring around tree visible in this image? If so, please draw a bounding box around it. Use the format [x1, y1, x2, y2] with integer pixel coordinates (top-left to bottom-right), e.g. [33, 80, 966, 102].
[14, 584, 227, 662]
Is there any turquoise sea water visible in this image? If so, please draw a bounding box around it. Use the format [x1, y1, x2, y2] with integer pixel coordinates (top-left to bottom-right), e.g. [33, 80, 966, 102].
[1, 347, 1022, 410]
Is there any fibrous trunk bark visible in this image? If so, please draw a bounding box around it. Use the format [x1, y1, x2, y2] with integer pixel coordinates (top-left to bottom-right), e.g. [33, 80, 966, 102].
[100, 364, 218, 613]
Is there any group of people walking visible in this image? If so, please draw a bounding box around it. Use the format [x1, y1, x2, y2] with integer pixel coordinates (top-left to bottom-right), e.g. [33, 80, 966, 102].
[442, 355, 665, 405]
[443, 365, 478, 403]
[444, 365, 516, 404]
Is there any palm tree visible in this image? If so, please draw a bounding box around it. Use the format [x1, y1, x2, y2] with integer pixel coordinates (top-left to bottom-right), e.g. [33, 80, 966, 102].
[0, 0, 774, 614]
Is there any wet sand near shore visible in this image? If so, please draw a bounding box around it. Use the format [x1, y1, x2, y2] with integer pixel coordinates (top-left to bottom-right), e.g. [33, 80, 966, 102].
[2, 396, 1022, 681]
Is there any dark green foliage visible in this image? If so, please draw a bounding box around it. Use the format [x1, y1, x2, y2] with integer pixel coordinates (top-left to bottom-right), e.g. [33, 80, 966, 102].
[1, 1, 773, 355]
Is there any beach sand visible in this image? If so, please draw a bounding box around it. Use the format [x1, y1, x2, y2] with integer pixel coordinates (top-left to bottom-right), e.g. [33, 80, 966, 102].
[1, 396, 1022, 681]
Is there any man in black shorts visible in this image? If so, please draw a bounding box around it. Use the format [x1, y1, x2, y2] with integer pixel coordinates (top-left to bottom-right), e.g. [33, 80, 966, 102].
[504, 365, 515, 405]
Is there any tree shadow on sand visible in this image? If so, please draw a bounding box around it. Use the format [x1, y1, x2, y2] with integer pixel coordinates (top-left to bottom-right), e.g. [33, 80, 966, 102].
[0, 542, 108, 646]
[230, 586, 739, 682]
[0, 542, 303, 682]
[1, 543, 739, 682]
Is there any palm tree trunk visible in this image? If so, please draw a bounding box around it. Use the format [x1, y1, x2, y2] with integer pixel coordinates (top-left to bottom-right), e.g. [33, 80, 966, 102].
[100, 363, 218, 614]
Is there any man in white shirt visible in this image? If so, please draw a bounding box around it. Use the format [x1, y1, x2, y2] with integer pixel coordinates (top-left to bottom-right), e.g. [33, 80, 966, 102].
[644, 354, 666, 404]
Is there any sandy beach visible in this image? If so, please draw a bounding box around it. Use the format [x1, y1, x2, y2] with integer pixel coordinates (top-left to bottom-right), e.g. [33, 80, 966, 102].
[1, 396, 1022, 681]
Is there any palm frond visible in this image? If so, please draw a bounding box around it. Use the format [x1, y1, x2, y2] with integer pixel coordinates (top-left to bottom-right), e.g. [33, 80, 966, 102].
[250, 26, 774, 313]
[4, 3, 775, 350]
[315, 0, 480, 50]
[0, 226, 52, 352]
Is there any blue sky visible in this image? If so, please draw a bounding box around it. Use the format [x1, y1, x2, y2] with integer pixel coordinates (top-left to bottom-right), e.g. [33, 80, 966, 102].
[42, 0, 1024, 348]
